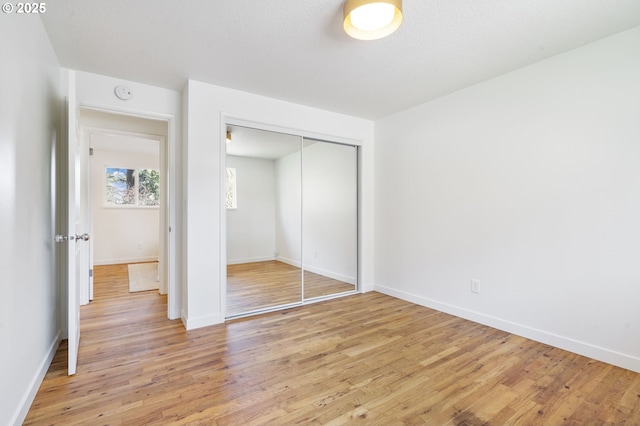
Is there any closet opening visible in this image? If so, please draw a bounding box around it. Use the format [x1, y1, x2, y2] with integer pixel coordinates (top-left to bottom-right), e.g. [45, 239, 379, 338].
[224, 124, 359, 319]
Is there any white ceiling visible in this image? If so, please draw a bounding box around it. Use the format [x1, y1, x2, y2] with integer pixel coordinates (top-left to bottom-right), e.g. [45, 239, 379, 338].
[40, 0, 640, 119]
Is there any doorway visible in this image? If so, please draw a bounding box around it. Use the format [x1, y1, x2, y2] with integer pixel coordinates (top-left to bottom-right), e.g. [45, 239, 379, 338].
[78, 108, 171, 308]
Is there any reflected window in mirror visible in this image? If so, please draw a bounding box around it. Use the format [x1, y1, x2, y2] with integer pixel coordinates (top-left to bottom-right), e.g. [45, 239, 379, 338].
[226, 167, 237, 209]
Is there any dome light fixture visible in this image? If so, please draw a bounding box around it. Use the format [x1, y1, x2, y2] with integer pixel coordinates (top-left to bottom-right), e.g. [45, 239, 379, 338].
[343, 0, 403, 41]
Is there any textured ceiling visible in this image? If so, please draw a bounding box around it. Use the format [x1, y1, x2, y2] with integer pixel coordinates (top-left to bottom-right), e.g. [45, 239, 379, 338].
[40, 0, 640, 119]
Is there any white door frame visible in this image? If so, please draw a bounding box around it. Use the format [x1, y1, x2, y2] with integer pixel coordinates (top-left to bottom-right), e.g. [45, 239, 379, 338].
[79, 126, 92, 304]
[78, 105, 178, 319]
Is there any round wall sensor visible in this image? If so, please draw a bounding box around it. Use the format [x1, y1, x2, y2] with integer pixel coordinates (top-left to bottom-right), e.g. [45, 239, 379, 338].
[114, 85, 133, 100]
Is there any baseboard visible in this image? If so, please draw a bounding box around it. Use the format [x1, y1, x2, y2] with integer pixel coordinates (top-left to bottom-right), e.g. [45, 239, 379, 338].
[94, 256, 158, 266]
[227, 256, 275, 265]
[275, 256, 301, 268]
[303, 264, 356, 285]
[12, 331, 61, 426]
[360, 282, 374, 293]
[181, 312, 222, 330]
[374, 284, 640, 374]
[274, 258, 356, 286]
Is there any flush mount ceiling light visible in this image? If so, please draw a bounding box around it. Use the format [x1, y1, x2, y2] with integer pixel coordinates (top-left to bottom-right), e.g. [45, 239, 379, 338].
[343, 0, 403, 40]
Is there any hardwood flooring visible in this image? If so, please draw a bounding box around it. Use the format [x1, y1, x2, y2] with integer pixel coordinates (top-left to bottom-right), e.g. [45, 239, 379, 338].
[25, 264, 640, 425]
[303, 270, 356, 299]
[227, 260, 355, 316]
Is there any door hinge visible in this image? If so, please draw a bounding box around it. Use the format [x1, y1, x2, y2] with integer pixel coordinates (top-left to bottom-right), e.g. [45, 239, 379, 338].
[89, 269, 93, 278]
[89, 147, 94, 156]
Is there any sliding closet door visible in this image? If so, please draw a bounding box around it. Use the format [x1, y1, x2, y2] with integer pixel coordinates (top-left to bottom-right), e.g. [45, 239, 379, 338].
[302, 138, 358, 300]
[226, 126, 302, 316]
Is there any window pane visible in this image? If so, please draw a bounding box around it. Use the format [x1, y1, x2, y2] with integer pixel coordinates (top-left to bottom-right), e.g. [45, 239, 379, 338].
[106, 167, 135, 205]
[138, 168, 160, 206]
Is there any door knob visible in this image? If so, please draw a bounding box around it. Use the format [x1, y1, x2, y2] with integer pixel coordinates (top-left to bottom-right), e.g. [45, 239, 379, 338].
[54, 233, 90, 242]
[75, 233, 90, 242]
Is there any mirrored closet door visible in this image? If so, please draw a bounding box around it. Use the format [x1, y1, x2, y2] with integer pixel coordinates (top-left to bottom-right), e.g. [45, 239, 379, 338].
[302, 138, 358, 299]
[225, 125, 358, 318]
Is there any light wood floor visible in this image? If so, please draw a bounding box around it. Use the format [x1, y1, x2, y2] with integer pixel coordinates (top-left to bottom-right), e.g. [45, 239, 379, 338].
[25, 264, 640, 425]
[227, 260, 355, 316]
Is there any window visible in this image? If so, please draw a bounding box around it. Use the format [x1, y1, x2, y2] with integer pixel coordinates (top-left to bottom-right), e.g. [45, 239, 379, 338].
[138, 168, 160, 206]
[226, 167, 237, 209]
[105, 167, 160, 207]
[105, 167, 136, 205]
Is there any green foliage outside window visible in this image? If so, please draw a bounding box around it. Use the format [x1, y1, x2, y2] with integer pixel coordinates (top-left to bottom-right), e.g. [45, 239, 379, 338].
[139, 169, 160, 206]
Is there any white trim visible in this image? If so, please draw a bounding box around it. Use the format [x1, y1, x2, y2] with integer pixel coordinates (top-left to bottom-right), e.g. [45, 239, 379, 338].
[84, 127, 164, 141]
[360, 282, 374, 293]
[275, 256, 301, 268]
[220, 113, 229, 322]
[227, 256, 276, 265]
[181, 312, 222, 330]
[374, 284, 640, 374]
[12, 332, 61, 426]
[226, 301, 304, 320]
[224, 116, 363, 148]
[302, 264, 356, 285]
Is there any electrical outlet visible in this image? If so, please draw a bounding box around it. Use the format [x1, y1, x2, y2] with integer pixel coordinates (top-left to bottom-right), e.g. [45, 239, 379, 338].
[471, 279, 480, 294]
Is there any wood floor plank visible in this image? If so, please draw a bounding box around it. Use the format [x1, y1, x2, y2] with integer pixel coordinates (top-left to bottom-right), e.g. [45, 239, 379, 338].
[24, 263, 640, 425]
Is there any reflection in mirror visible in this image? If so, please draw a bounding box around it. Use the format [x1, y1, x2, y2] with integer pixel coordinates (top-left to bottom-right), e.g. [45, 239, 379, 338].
[226, 126, 302, 316]
[302, 139, 358, 300]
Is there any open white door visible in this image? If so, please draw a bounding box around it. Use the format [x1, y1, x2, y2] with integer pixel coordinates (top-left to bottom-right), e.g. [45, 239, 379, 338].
[55, 70, 87, 376]
[67, 71, 81, 376]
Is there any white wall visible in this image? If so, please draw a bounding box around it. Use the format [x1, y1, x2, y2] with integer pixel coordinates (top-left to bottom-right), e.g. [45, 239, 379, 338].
[0, 15, 61, 425]
[302, 142, 358, 284]
[274, 150, 302, 266]
[81, 107, 168, 135]
[183, 81, 374, 329]
[226, 155, 276, 264]
[92, 147, 160, 265]
[374, 26, 640, 372]
[274, 142, 358, 283]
